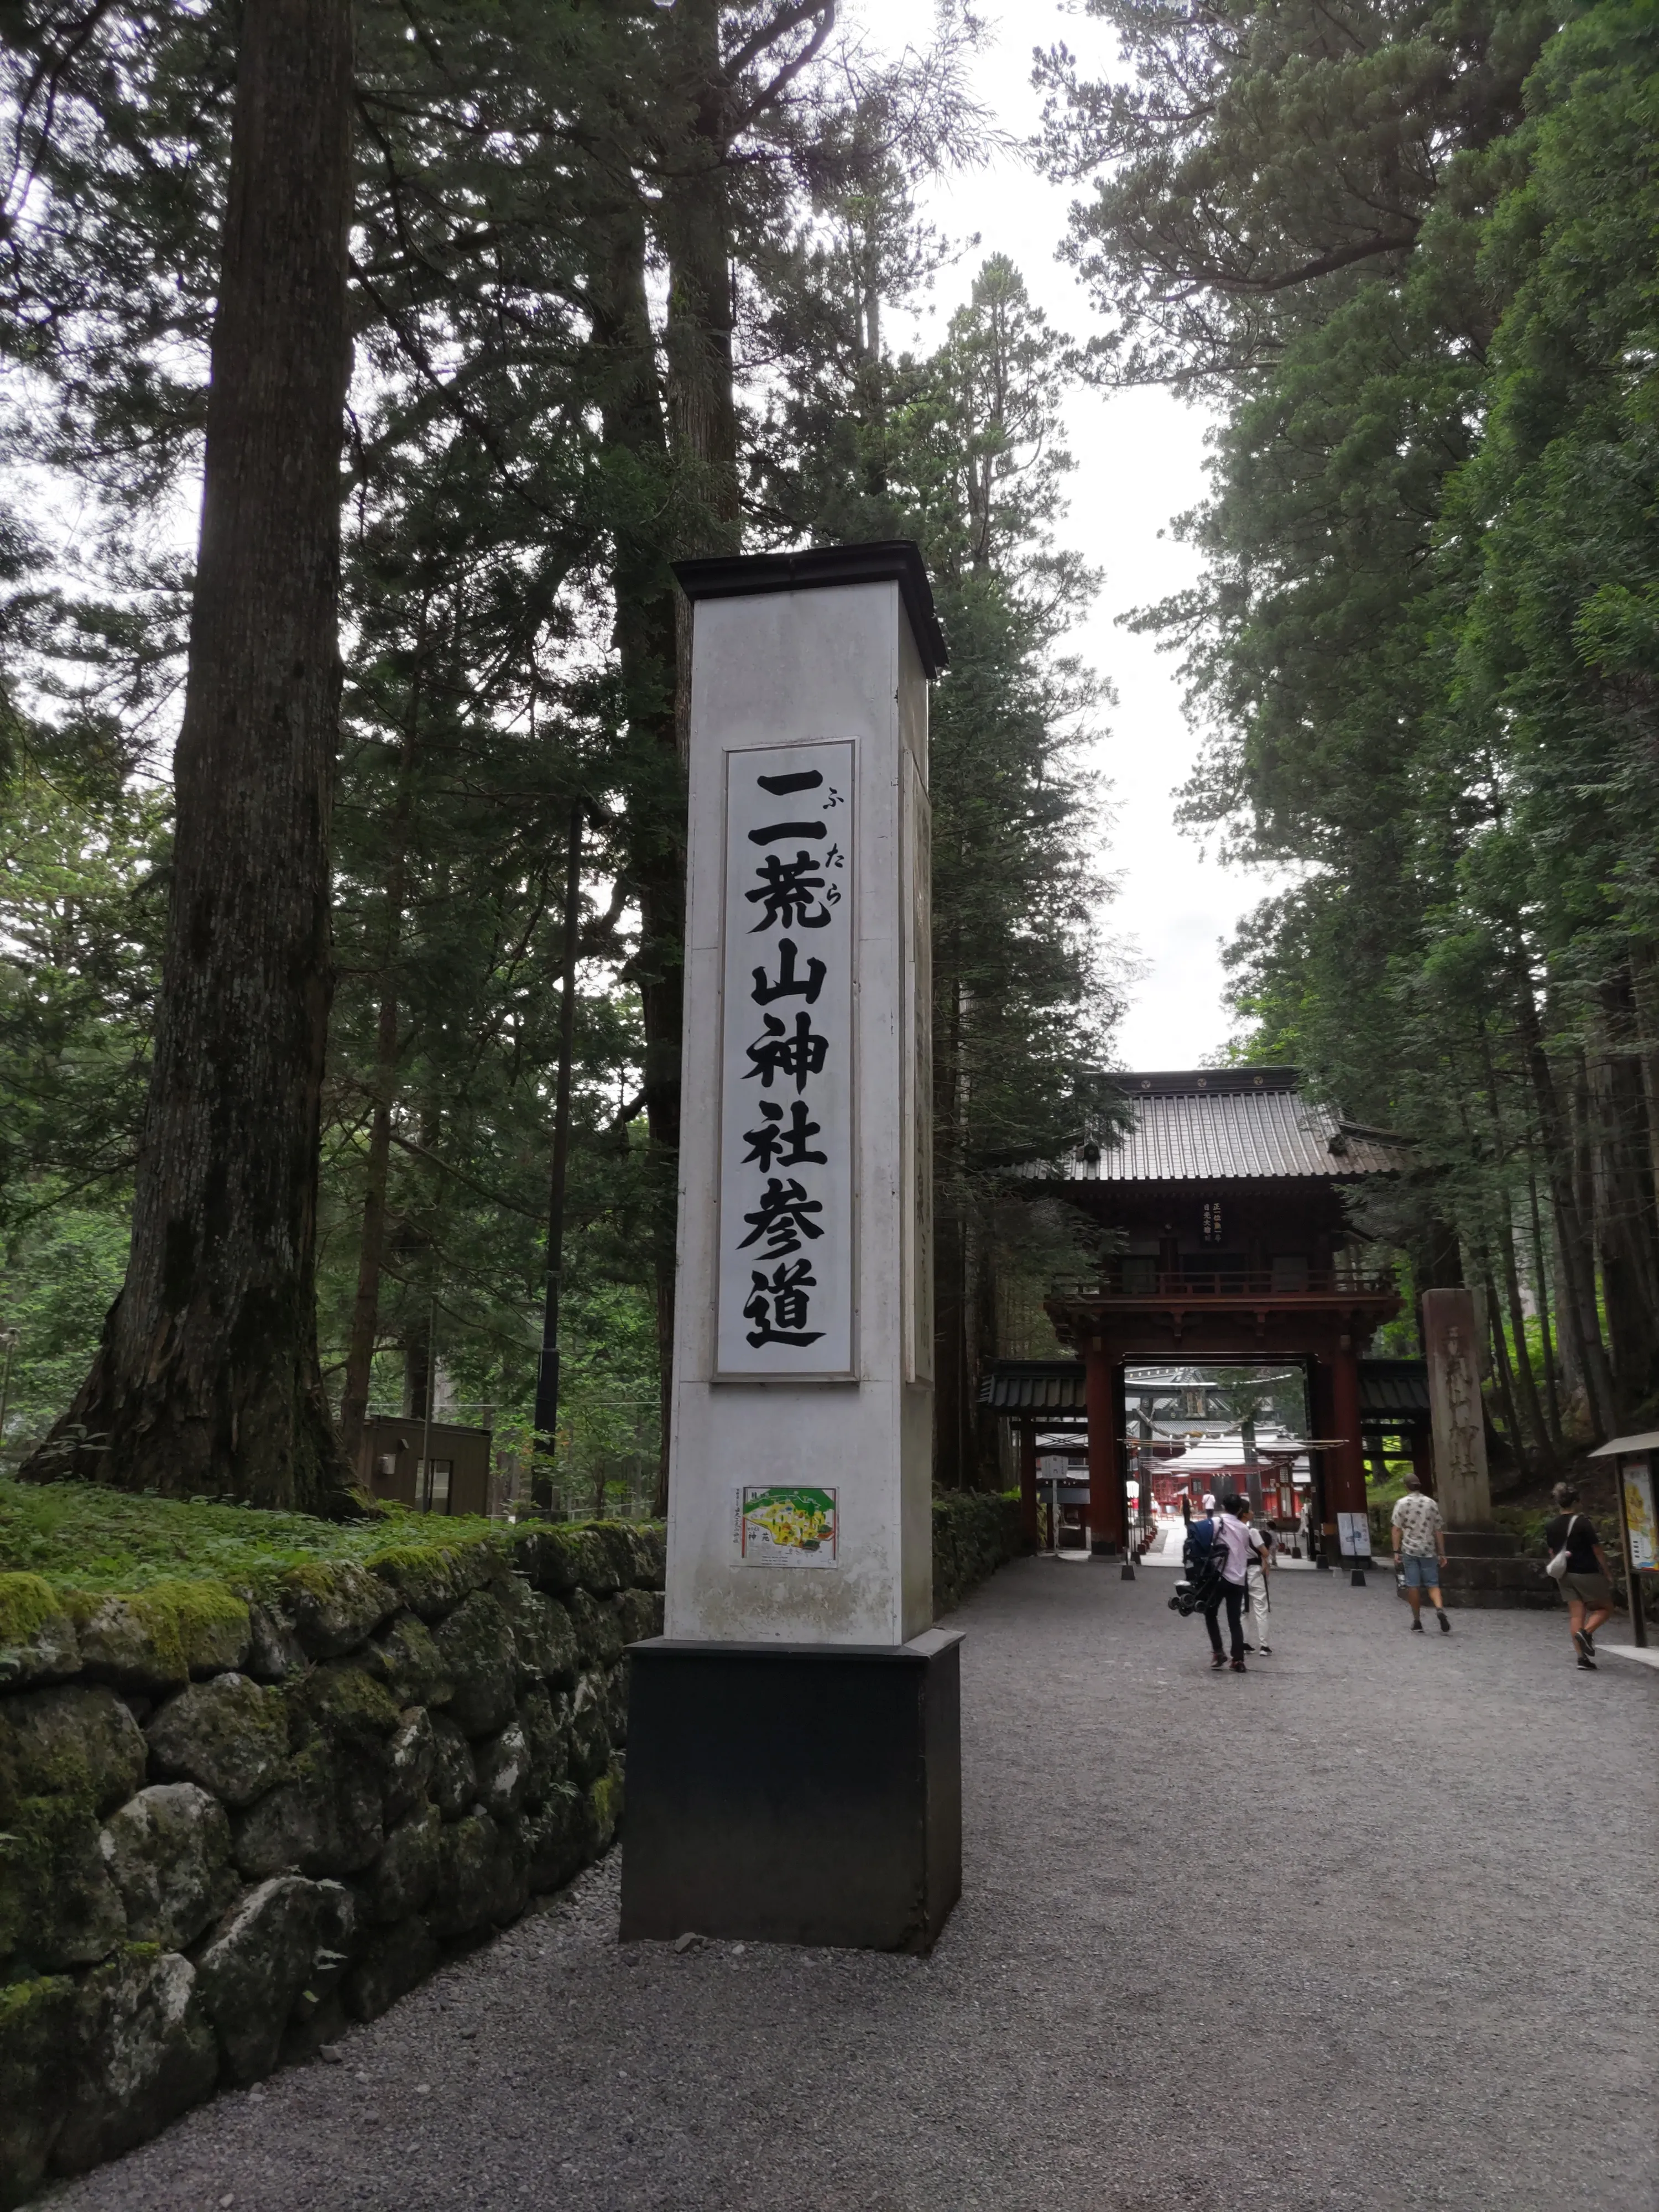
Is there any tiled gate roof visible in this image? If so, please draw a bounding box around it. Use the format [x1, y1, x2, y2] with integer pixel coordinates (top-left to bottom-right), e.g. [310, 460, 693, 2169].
[1042, 1069, 1408, 1183]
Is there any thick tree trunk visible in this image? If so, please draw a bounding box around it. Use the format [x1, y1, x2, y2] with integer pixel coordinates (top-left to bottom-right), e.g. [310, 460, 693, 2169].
[660, 0, 742, 550]
[338, 726, 417, 1467]
[1587, 979, 1659, 1407]
[24, 0, 355, 1506]
[971, 1218, 1002, 1488]
[337, 979, 399, 1468]
[932, 1198, 969, 1488]
[932, 974, 968, 1487]
[1626, 937, 1659, 1199]
[1524, 1154, 1564, 1446]
[1496, 1214, 1557, 1474]
[591, 195, 684, 1516]
[1483, 1269, 1524, 1475]
[659, 0, 743, 755]
[1519, 990, 1618, 1437]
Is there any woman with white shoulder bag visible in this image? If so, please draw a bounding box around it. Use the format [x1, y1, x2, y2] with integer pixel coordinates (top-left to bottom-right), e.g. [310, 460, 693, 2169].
[1545, 1481, 1616, 1670]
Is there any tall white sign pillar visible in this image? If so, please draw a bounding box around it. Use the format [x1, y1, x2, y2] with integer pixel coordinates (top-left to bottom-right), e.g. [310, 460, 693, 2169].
[621, 543, 959, 1952]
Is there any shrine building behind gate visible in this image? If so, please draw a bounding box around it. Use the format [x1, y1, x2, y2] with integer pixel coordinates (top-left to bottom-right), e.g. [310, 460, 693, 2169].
[1030, 1067, 1409, 1563]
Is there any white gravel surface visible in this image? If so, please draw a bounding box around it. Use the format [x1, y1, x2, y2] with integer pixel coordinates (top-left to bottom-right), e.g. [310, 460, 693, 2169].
[46, 1559, 1658, 2212]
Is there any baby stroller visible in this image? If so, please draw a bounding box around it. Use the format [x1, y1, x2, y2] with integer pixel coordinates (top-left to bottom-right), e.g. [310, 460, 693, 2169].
[1168, 1543, 1227, 1619]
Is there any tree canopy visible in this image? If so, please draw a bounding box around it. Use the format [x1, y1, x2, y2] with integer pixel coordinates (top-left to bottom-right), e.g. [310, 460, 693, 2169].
[0, 1, 1121, 1503]
[1042, 0, 1659, 1460]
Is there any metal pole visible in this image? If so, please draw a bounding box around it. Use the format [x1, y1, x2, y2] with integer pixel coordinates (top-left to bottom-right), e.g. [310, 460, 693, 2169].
[533, 798, 582, 1515]
[419, 1289, 436, 1513]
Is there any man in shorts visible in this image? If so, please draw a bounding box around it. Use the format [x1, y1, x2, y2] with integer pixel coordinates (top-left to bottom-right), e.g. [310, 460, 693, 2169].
[1391, 1470, 1451, 1632]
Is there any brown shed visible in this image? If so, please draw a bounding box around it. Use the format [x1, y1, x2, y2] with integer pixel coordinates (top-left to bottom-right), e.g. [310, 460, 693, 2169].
[357, 1416, 493, 1519]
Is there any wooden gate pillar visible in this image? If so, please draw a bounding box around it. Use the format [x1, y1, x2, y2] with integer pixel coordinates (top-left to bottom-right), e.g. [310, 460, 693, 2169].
[1327, 1335, 1370, 1554]
[1085, 1338, 1124, 1554]
[1018, 1422, 1039, 1550]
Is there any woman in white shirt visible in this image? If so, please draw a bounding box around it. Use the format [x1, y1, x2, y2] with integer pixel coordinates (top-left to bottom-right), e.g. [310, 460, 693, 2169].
[1237, 1498, 1273, 1655]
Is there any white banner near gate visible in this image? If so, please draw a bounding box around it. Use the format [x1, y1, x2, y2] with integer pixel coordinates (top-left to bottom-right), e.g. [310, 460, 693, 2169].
[1337, 1510, 1371, 1558]
[715, 740, 855, 1376]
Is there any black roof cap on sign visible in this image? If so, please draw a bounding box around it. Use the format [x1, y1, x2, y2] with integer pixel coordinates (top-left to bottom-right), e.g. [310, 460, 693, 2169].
[671, 539, 947, 678]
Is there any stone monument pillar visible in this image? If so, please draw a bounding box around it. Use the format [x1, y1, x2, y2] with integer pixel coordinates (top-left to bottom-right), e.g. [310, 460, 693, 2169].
[1422, 1287, 1493, 1527]
[619, 542, 961, 1950]
[1421, 1287, 1544, 1607]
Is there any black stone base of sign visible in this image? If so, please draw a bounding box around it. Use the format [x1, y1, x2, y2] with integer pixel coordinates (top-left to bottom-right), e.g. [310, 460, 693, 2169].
[619, 1629, 963, 1952]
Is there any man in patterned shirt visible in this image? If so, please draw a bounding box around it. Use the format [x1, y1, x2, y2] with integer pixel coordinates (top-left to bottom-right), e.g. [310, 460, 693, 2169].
[1391, 1470, 1451, 1633]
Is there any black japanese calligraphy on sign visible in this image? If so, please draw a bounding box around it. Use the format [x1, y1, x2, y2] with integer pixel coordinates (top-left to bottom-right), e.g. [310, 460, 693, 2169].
[742, 1099, 826, 1171]
[750, 937, 825, 1005]
[737, 1176, 824, 1257]
[742, 1259, 823, 1348]
[745, 851, 838, 931]
[718, 741, 853, 1373]
[744, 1010, 828, 1093]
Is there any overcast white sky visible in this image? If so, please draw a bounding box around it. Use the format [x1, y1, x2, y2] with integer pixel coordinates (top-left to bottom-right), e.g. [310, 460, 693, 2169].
[869, 0, 1264, 1071]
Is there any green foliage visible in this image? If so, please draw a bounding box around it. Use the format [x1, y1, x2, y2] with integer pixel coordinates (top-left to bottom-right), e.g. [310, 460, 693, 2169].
[0, 1204, 131, 1459]
[931, 1488, 1022, 1614]
[0, 3, 1113, 1501]
[1046, 0, 1659, 1460]
[0, 1474, 486, 1595]
[0, 1473, 648, 1600]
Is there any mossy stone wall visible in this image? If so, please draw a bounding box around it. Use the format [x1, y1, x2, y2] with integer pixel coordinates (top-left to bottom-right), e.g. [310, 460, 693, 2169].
[1, 1495, 1024, 2205]
[0, 1520, 663, 2208]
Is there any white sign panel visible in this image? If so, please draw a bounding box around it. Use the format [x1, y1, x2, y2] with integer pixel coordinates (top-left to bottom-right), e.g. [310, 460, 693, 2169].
[716, 741, 854, 1375]
[1337, 1511, 1371, 1558]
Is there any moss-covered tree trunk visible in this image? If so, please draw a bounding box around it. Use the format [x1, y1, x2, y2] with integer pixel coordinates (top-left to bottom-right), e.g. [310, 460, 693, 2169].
[24, 0, 356, 1508]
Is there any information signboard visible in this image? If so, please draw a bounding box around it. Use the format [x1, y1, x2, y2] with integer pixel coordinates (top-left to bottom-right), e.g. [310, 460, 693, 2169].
[735, 1485, 839, 1566]
[1337, 1510, 1371, 1558]
[1621, 1457, 1656, 1573]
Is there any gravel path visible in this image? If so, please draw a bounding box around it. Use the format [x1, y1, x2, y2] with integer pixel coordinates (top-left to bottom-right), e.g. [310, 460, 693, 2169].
[51, 1561, 1658, 2212]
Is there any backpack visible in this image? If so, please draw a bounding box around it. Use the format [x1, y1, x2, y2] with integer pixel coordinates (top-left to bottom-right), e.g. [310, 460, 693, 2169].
[1183, 1516, 1216, 1571]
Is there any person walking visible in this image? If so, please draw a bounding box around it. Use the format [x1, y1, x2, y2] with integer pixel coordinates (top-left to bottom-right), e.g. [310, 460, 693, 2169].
[1183, 1493, 1219, 1572]
[1546, 1482, 1615, 1669]
[1238, 1497, 1273, 1655]
[1203, 1493, 1251, 1672]
[1390, 1470, 1451, 1632]
[1296, 1495, 1314, 1561]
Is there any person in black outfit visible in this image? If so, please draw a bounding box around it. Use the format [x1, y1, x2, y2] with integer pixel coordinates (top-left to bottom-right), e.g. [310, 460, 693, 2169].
[1546, 1481, 1616, 1668]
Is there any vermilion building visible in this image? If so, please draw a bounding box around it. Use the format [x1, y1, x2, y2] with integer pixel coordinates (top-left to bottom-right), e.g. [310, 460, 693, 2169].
[1028, 1067, 1408, 1563]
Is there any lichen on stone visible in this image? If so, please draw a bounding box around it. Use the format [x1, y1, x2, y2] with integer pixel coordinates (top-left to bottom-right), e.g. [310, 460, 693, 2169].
[0, 1683, 146, 1816]
[0, 1971, 81, 2204]
[0, 1574, 80, 1692]
[67, 1582, 251, 1693]
[364, 1536, 502, 1623]
[100, 1783, 236, 1950]
[279, 1561, 395, 1661]
[431, 1589, 517, 1738]
[145, 1673, 289, 1808]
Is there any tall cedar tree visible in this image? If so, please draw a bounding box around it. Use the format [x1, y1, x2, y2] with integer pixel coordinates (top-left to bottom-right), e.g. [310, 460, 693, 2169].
[23, 0, 357, 1504]
[1040, 0, 1659, 1454]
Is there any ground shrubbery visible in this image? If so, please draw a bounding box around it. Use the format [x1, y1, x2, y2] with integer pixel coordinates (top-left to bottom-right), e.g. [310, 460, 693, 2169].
[932, 1491, 1024, 1619]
